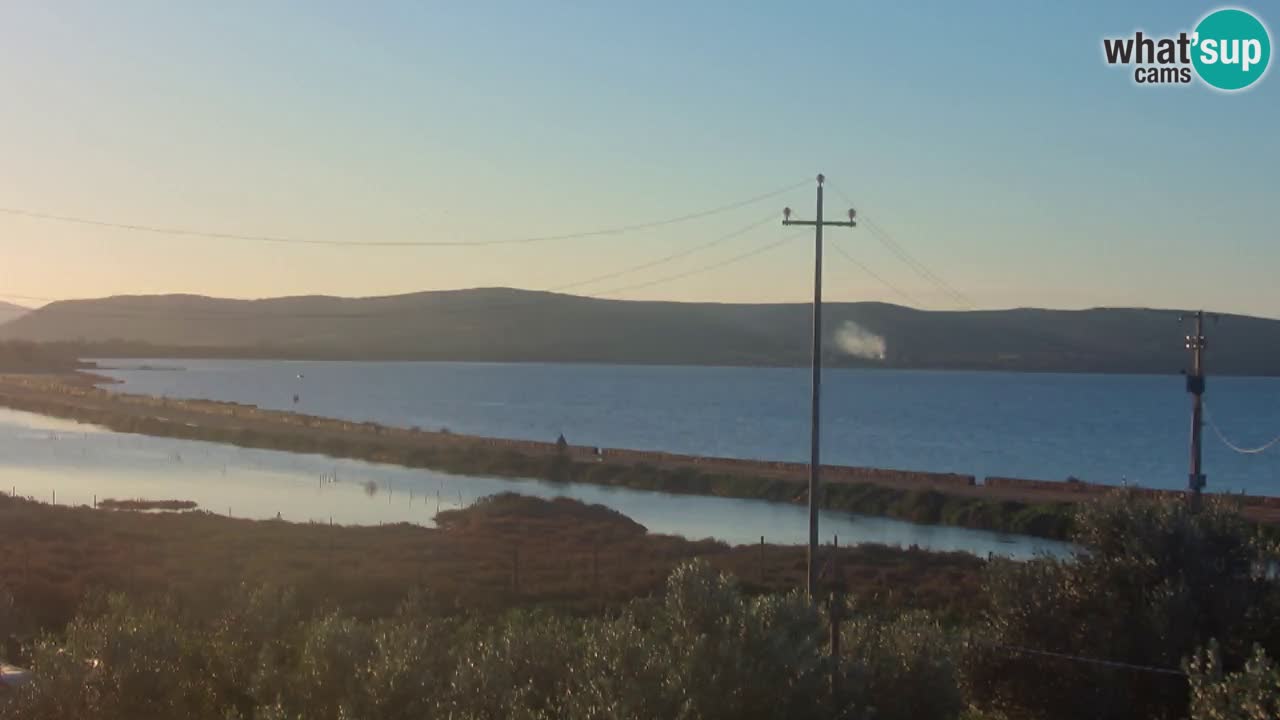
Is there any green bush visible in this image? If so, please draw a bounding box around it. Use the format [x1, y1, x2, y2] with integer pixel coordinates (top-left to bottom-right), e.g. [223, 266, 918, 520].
[967, 490, 1280, 720]
[838, 610, 964, 720]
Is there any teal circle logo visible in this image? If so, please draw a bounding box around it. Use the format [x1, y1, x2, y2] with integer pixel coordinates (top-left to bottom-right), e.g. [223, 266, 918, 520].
[1192, 8, 1271, 91]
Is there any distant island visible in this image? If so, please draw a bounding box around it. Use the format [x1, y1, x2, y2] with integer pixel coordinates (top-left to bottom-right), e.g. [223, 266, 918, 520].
[2, 287, 1277, 375]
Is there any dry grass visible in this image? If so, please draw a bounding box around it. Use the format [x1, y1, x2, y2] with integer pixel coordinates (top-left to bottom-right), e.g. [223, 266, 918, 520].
[0, 492, 984, 639]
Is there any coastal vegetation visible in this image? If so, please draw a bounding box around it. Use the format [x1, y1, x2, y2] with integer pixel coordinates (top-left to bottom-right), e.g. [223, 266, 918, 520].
[2, 490, 1279, 719]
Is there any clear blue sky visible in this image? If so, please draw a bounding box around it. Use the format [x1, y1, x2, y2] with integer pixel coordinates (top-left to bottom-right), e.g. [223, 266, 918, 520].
[0, 1, 1276, 315]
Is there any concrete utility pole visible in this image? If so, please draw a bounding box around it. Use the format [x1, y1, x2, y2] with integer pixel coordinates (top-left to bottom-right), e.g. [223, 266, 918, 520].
[1183, 310, 1209, 509]
[783, 174, 856, 600]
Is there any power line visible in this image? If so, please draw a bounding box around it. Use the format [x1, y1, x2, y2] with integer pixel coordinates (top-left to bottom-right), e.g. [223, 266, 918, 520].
[545, 213, 776, 293]
[1204, 402, 1280, 455]
[0, 219, 784, 320]
[591, 232, 805, 297]
[828, 183, 973, 308]
[0, 179, 809, 249]
[978, 639, 1187, 678]
[0, 226, 794, 321]
[828, 242, 922, 307]
[863, 216, 973, 308]
[0, 294, 55, 304]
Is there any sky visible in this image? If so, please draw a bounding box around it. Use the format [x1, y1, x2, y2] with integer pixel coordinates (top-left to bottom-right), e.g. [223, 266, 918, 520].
[0, 1, 1276, 315]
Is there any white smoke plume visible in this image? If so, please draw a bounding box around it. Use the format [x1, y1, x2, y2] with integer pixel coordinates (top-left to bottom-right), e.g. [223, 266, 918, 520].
[834, 321, 886, 361]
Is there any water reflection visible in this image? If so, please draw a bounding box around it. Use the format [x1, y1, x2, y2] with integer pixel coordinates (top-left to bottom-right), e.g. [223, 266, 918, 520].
[0, 408, 1069, 559]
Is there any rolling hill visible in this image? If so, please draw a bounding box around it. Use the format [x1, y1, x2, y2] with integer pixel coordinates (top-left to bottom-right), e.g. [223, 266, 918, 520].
[0, 301, 27, 326]
[0, 288, 1276, 374]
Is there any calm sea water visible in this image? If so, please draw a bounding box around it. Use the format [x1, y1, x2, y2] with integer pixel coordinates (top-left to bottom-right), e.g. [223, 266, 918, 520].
[96, 360, 1280, 496]
[0, 408, 1065, 558]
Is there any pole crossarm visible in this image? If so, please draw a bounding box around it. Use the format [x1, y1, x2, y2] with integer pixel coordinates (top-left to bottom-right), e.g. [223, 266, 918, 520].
[783, 220, 857, 228]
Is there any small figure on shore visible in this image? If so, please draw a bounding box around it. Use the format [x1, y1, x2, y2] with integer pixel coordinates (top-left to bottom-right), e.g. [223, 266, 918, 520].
[556, 433, 568, 454]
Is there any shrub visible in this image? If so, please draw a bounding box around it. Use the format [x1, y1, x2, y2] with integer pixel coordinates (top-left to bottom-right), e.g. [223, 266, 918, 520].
[1187, 641, 1280, 720]
[967, 490, 1280, 720]
[838, 610, 964, 720]
[9, 594, 220, 720]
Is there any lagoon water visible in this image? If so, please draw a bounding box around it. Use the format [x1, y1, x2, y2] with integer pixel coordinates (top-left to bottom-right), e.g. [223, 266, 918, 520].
[96, 360, 1280, 496]
[0, 408, 1066, 559]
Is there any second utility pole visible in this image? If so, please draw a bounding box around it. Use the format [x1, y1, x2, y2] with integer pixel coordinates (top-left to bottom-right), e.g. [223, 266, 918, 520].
[1183, 310, 1210, 509]
[784, 174, 856, 600]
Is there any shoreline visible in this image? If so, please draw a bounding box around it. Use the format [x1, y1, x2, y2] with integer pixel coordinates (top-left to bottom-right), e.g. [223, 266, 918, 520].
[75, 353, 1280, 377]
[1, 372, 1276, 539]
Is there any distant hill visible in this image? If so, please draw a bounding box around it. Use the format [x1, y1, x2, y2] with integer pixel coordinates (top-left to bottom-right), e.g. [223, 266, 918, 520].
[0, 301, 27, 326]
[0, 288, 1276, 374]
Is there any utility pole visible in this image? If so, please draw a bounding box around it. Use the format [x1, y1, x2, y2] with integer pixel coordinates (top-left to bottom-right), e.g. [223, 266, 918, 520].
[783, 174, 856, 600]
[1182, 310, 1208, 509]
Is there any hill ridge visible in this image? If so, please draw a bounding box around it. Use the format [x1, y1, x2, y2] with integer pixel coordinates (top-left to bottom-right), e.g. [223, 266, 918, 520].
[2, 288, 1276, 374]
